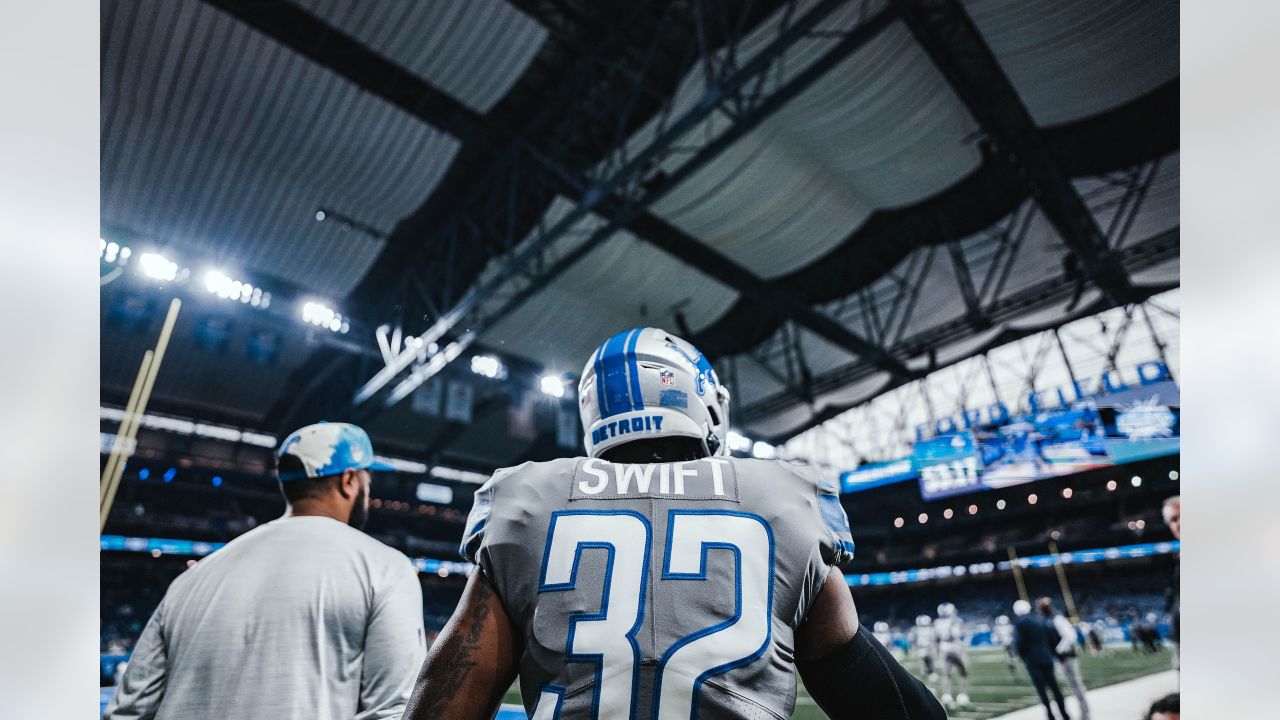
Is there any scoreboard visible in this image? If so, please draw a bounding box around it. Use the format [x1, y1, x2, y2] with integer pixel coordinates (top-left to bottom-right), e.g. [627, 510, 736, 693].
[913, 432, 983, 499]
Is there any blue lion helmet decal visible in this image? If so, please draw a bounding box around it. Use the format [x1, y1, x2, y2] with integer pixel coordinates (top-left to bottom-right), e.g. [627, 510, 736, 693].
[665, 340, 718, 397]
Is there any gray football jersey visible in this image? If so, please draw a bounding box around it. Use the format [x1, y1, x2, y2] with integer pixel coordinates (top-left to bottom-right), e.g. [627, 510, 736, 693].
[461, 456, 854, 720]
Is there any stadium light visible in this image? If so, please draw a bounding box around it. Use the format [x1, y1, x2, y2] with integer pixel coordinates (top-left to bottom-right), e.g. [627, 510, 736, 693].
[302, 300, 350, 334]
[1131, 475, 1142, 487]
[1106, 480, 1118, 491]
[205, 269, 271, 309]
[1028, 493, 1038, 505]
[893, 517, 904, 528]
[470, 355, 506, 379]
[540, 375, 566, 398]
[101, 240, 133, 265]
[1062, 487, 1073, 499]
[943, 508, 953, 519]
[1168, 470, 1179, 480]
[139, 252, 178, 281]
[751, 441, 776, 459]
[917, 513, 928, 524]
[996, 499, 1006, 510]
[726, 431, 752, 452]
[1135, 519, 1146, 529]
[967, 504, 977, 515]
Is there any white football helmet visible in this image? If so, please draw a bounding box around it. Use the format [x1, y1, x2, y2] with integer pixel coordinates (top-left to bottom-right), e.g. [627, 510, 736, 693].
[937, 602, 957, 618]
[579, 328, 730, 459]
[995, 615, 1010, 626]
[874, 621, 890, 633]
[915, 614, 932, 627]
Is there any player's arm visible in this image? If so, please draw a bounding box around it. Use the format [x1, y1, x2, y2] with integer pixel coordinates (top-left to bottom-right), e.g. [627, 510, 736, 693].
[402, 569, 521, 720]
[355, 561, 428, 720]
[103, 601, 168, 719]
[795, 570, 946, 720]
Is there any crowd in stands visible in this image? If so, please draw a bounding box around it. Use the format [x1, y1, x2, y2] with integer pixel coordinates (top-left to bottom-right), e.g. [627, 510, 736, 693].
[853, 556, 1177, 636]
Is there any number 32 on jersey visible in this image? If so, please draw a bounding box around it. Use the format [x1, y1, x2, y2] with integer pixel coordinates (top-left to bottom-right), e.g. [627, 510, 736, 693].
[534, 509, 775, 720]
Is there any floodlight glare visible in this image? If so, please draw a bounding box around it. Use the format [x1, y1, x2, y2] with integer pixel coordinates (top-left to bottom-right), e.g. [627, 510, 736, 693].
[540, 376, 566, 398]
[139, 252, 178, 281]
[470, 355, 505, 379]
[300, 300, 349, 333]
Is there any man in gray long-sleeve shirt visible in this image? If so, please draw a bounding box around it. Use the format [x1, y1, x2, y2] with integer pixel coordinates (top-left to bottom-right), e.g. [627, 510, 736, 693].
[106, 422, 426, 720]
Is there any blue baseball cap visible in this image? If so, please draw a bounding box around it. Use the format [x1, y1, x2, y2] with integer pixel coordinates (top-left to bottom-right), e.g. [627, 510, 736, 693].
[276, 422, 395, 481]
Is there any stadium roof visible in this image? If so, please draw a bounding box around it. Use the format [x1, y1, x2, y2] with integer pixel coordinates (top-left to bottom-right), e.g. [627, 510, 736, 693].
[100, 0, 1179, 469]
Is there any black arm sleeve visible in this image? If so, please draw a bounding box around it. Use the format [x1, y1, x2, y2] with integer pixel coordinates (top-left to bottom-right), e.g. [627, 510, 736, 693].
[797, 625, 946, 720]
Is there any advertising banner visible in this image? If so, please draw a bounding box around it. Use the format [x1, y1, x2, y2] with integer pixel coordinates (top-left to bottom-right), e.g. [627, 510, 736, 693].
[839, 458, 918, 493]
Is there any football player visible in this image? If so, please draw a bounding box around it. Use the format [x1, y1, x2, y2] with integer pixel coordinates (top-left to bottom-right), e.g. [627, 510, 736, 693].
[993, 614, 1017, 674]
[909, 614, 939, 682]
[403, 328, 944, 719]
[934, 602, 971, 708]
[873, 621, 903, 660]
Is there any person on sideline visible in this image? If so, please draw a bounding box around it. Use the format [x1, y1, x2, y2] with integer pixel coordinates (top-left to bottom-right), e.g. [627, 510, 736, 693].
[1013, 599, 1071, 720]
[1039, 597, 1090, 720]
[106, 422, 426, 720]
[1162, 495, 1181, 670]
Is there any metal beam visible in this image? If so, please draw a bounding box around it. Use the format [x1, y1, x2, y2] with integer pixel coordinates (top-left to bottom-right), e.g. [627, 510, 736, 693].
[892, 0, 1133, 303]
[740, 227, 1178, 431]
[624, 209, 911, 378]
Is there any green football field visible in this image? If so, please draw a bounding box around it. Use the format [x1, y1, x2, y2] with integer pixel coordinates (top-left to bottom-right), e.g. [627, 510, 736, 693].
[501, 646, 1174, 719]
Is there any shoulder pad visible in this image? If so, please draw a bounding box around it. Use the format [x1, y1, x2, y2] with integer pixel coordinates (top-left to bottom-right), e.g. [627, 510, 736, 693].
[459, 462, 528, 562]
[784, 461, 855, 565]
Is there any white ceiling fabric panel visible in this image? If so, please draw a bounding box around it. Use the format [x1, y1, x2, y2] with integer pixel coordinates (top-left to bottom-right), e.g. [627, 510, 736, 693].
[101, 0, 461, 296]
[647, 15, 982, 279]
[481, 199, 741, 374]
[963, 0, 1179, 126]
[291, 0, 547, 113]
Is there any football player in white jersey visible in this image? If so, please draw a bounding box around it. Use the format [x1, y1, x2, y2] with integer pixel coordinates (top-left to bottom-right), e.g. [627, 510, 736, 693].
[993, 614, 1017, 674]
[873, 621, 904, 661]
[909, 614, 939, 682]
[934, 602, 971, 708]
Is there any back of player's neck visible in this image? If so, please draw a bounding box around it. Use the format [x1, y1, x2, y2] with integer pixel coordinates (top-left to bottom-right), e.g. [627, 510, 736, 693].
[284, 500, 348, 524]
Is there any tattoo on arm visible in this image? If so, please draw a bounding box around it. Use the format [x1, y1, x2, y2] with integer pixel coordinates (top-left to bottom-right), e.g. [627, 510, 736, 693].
[405, 572, 516, 720]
